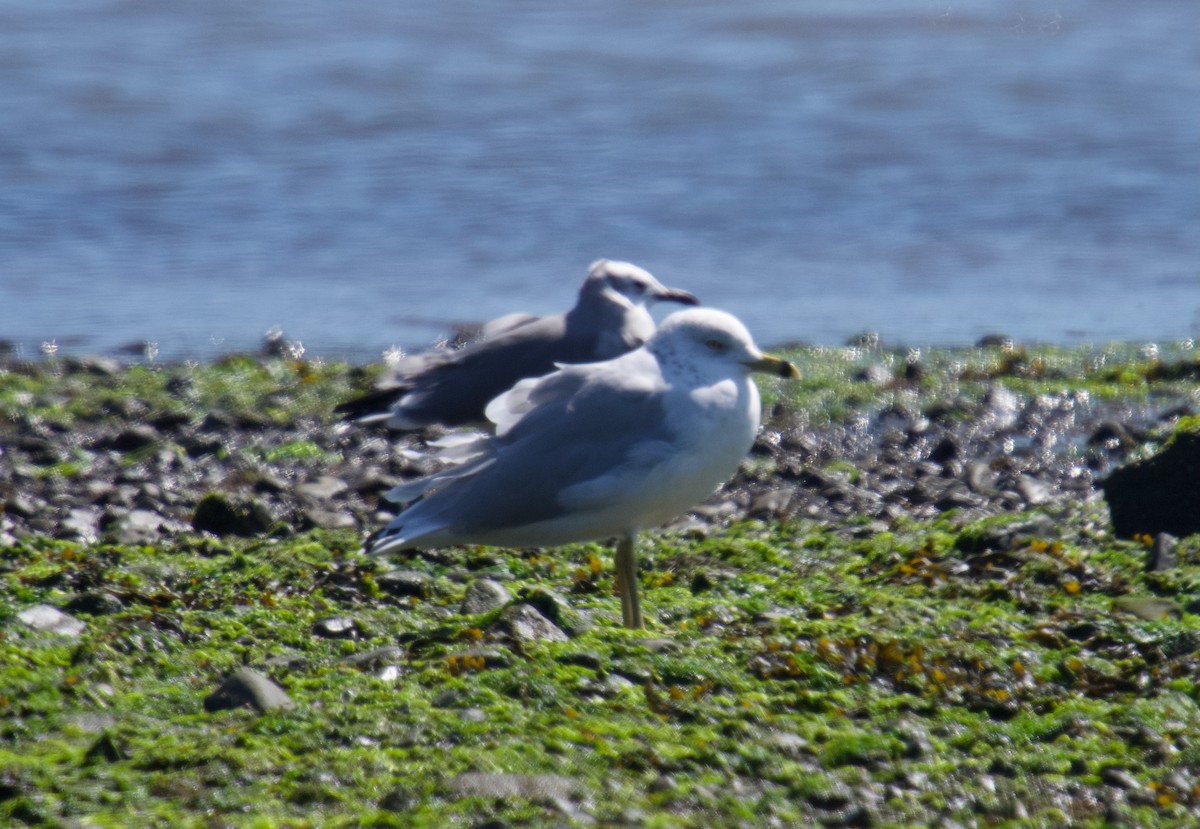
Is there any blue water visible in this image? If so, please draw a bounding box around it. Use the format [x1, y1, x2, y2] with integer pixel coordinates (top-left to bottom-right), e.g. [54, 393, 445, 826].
[1, 0, 1198, 360]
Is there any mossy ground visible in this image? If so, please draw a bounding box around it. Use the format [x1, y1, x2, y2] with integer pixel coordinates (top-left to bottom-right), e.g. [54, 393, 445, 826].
[3, 342, 1200, 827]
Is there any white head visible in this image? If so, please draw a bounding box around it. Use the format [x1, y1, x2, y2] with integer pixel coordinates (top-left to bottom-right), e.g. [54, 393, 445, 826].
[580, 259, 699, 308]
[647, 307, 799, 380]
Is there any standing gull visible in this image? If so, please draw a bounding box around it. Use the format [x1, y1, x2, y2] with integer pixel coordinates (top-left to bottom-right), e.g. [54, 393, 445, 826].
[335, 259, 698, 429]
[367, 307, 800, 628]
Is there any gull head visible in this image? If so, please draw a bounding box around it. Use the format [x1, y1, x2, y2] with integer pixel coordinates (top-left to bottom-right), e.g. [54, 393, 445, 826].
[583, 259, 700, 308]
[648, 308, 801, 380]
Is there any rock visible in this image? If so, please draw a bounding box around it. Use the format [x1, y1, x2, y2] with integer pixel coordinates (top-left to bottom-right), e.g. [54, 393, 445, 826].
[376, 569, 433, 599]
[106, 509, 174, 545]
[192, 492, 274, 537]
[99, 424, 161, 452]
[341, 646, 405, 679]
[300, 507, 357, 530]
[982, 385, 1021, 429]
[17, 604, 86, 637]
[313, 617, 360, 639]
[1101, 431, 1200, 538]
[1100, 767, 1140, 790]
[855, 364, 893, 386]
[203, 668, 295, 713]
[83, 731, 126, 764]
[1112, 596, 1181, 621]
[59, 508, 101, 543]
[1149, 532, 1178, 571]
[64, 591, 125, 616]
[295, 475, 349, 501]
[749, 487, 793, 518]
[446, 772, 582, 801]
[494, 604, 568, 643]
[517, 586, 591, 636]
[461, 579, 512, 615]
[1013, 475, 1053, 506]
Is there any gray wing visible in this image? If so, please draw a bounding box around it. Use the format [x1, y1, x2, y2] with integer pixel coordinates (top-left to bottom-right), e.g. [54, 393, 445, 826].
[388, 311, 612, 428]
[371, 356, 671, 547]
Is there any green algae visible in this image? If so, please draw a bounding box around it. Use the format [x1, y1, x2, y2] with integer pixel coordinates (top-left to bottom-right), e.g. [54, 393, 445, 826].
[3, 345, 1200, 826]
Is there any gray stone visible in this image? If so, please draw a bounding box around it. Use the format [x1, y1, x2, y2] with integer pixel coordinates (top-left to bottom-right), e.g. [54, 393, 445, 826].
[60, 507, 101, 543]
[301, 507, 357, 530]
[313, 617, 359, 639]
[495, 604, 568, 643]
[1149, 532, 1179, 572]
[749, 487, 793, 518]
[203, 668, 295, 713]
[447, 772, 582, 801]
[295, 475, 349, 501]
[1013, 474, 1053, 506]
[376, 569, 433, 598]
[108, 509, 173, 545]
[461, 579, 512, 615]
[17, 604, 86, 637]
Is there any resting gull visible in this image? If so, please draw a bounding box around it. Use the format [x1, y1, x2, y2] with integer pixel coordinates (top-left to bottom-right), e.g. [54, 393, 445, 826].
[366, 307, 800, 628]
[335, 259, 698, 429]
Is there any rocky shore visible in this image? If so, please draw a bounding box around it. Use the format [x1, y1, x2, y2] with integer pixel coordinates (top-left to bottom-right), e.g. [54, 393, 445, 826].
[0, 345, 1192, 549]
[4, 341, 1200, 828]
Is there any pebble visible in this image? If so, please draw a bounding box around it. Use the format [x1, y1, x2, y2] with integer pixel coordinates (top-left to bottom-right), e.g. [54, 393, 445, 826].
[494, 604, 568, 643]
[17, 604, 86, 637]
[313, 617, 360, 639]
[461, 579, 512, 615]
[375, 569, 433, 599]
[203, 668, 295, 713]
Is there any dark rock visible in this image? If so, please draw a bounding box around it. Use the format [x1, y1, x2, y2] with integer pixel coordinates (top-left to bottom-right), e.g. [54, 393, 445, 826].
[149, 409, 192, 431]
[376, 569, 433, 599]
[203, 668, 295, 713]
[1089, 420, 1135, 450]
[1101, 431, 1200, 538]
[16, 604, 86, 636]
[64, 591, 125, 616]
[1100, 767, 1140, 790]
[929, 436, 959, 464]
[1149, 532, 1179, 571]
[461, 579, 512, 615]
[192, 492, 274, 537]
[83, 731, 126, 764]
[99, 424, 161, 453]
[179, 433, 224, 458]
[253, 471, 290, 494]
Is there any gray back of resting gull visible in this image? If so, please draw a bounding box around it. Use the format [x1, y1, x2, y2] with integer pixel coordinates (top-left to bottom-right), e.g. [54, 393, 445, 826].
[335, 259, 699, 429]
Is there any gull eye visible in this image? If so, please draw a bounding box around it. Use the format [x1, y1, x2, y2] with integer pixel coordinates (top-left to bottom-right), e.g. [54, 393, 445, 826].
[705, 338, 727, 352]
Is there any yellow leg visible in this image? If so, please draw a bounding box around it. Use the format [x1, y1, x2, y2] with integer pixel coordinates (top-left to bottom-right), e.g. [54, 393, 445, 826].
[614, 533, 643, 629]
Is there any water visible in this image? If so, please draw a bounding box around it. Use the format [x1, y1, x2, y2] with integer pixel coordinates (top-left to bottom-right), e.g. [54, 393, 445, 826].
[1, 0, 1198, 361]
